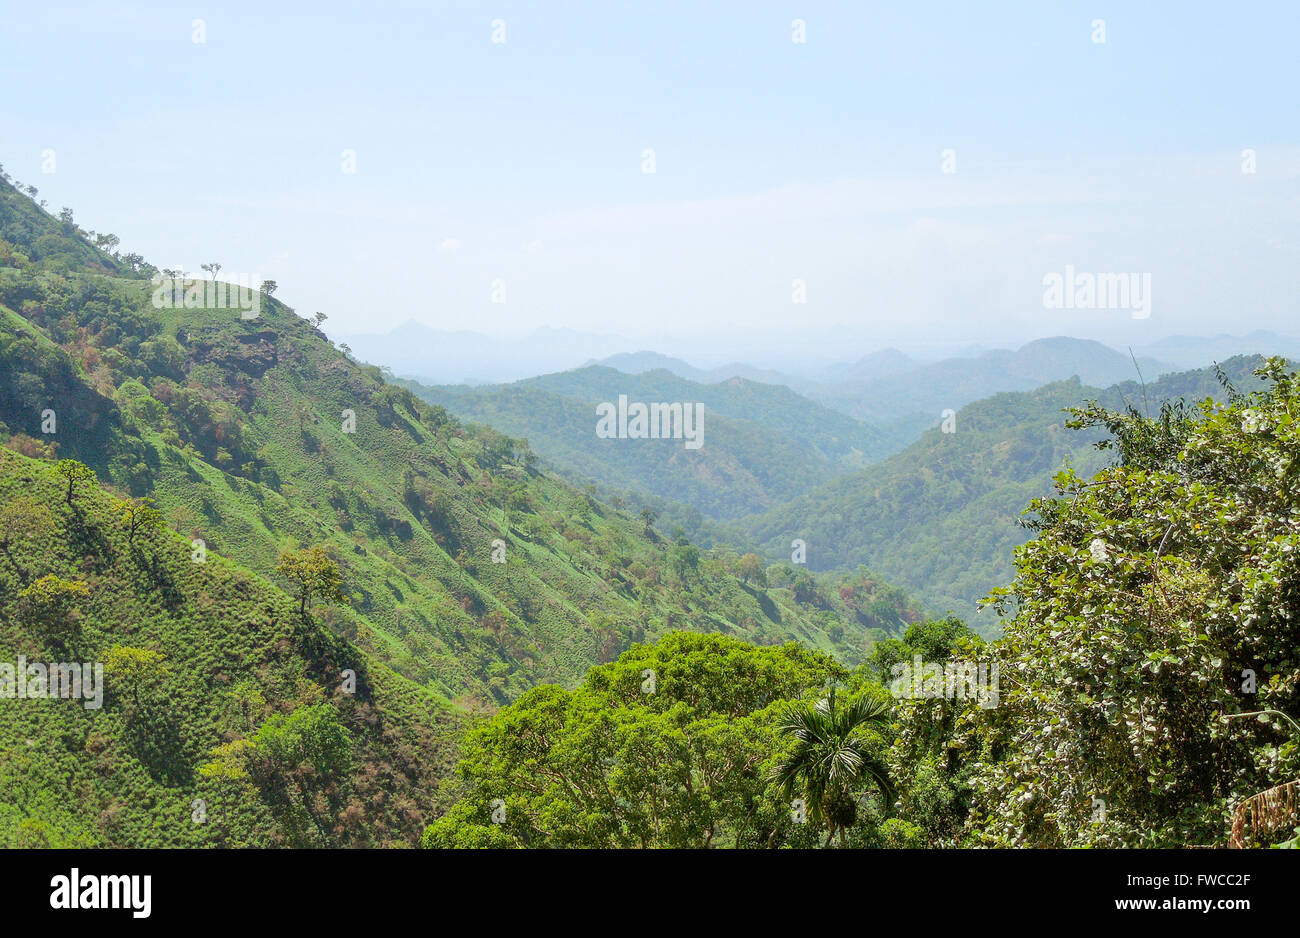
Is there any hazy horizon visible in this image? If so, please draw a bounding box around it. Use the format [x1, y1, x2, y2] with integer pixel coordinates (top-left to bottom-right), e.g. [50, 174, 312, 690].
[4, 1, 1297, 355]
[335, 320, 1300, 386]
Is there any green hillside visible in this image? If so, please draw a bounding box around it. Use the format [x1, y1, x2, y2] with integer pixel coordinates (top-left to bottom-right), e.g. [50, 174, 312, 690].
[0, 447, 459, 847]
[408, 366, 890, 522]
[0, 173, 938, 845]
[727, 359, 1269, 631]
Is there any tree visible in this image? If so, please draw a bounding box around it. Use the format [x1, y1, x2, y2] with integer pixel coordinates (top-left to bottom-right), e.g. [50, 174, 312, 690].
[424, 632, 842, 848]
[102, 646, 168, 708]
[789, 569, 817, 603]
[16, 575, 89, 649]
[737, 552, 766, 586]
[422, 802, 515, 848]
[311, 311, 327, 329]
[276, 546, 347, 616]
[199, 739, 255, 782]
[200, 262, 222, 281]
[55, 459, 96, 504]
[202, 703, 352, 844]
[638, 508, 658, 532]
[667, 541, 700, 583]
[115, 496, 164, 542]
[963, 358, 1300, 847]
[251, 703, 351, 781]
[773, 687, 893, 847]
[260, 279, 278, 297]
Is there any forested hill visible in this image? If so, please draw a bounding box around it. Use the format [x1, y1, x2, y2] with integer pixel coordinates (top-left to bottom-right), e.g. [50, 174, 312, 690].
[726, 358, 1269, 630]
[407, 365, 892, 521]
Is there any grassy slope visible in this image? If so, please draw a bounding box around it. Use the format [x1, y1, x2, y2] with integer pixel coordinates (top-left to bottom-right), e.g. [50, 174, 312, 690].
[0, 448, 458, 847]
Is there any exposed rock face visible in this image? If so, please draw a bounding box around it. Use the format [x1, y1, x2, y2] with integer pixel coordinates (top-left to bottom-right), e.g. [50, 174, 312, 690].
[190, 330, 279, 378]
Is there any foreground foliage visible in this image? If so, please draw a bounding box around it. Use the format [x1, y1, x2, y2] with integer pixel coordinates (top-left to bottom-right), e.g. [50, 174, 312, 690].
[427, 361, 1300, 848]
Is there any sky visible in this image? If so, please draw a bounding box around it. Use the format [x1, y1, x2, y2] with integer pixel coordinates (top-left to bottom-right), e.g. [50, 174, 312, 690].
[2, 1, 1297, 363]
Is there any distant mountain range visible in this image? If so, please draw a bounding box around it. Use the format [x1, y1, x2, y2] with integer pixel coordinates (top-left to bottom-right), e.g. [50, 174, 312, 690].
[595, 335, 1299, 448]
[401, 331, 1300, 543]
[586, 352, 823, 395]
[807, 337, 1172, 446]
[342, 320, 1300, 397]
[340, 316, 1300, 636]
[590, 337, 1179, 449]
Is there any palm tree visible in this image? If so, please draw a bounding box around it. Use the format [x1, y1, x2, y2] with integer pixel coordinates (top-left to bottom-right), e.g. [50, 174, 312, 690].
[773, 687, 893, 847]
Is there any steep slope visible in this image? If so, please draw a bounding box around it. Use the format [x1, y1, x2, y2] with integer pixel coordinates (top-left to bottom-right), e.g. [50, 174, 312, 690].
[0, 447, 458, 847]
[411, 366, 890, 522]
[0, 174, 946, 848]
[0, 176, 894, 711]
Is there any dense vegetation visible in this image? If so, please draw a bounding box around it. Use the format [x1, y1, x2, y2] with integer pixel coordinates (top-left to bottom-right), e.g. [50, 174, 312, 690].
[427, 359, 1300, 848]
[0, 175, 920, 844]
[728, 359, 1269, 632]
[423, 631, 899, 848]
[408, 365, 891, 522]
[0, 447, 458, 846]
[4, 172, 1295, 849]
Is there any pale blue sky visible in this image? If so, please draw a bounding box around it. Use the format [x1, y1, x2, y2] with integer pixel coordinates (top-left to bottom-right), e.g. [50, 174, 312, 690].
[3, 1, 1297, 360]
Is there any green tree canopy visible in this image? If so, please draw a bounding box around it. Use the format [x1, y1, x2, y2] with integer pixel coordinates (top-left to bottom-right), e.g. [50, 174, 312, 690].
[423, 632, 843, 848]
[275, 546, 347, 616]
[16, 574, 89, 648]
[54, 458, 95, 504]
[953, 358, 1300, 847]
